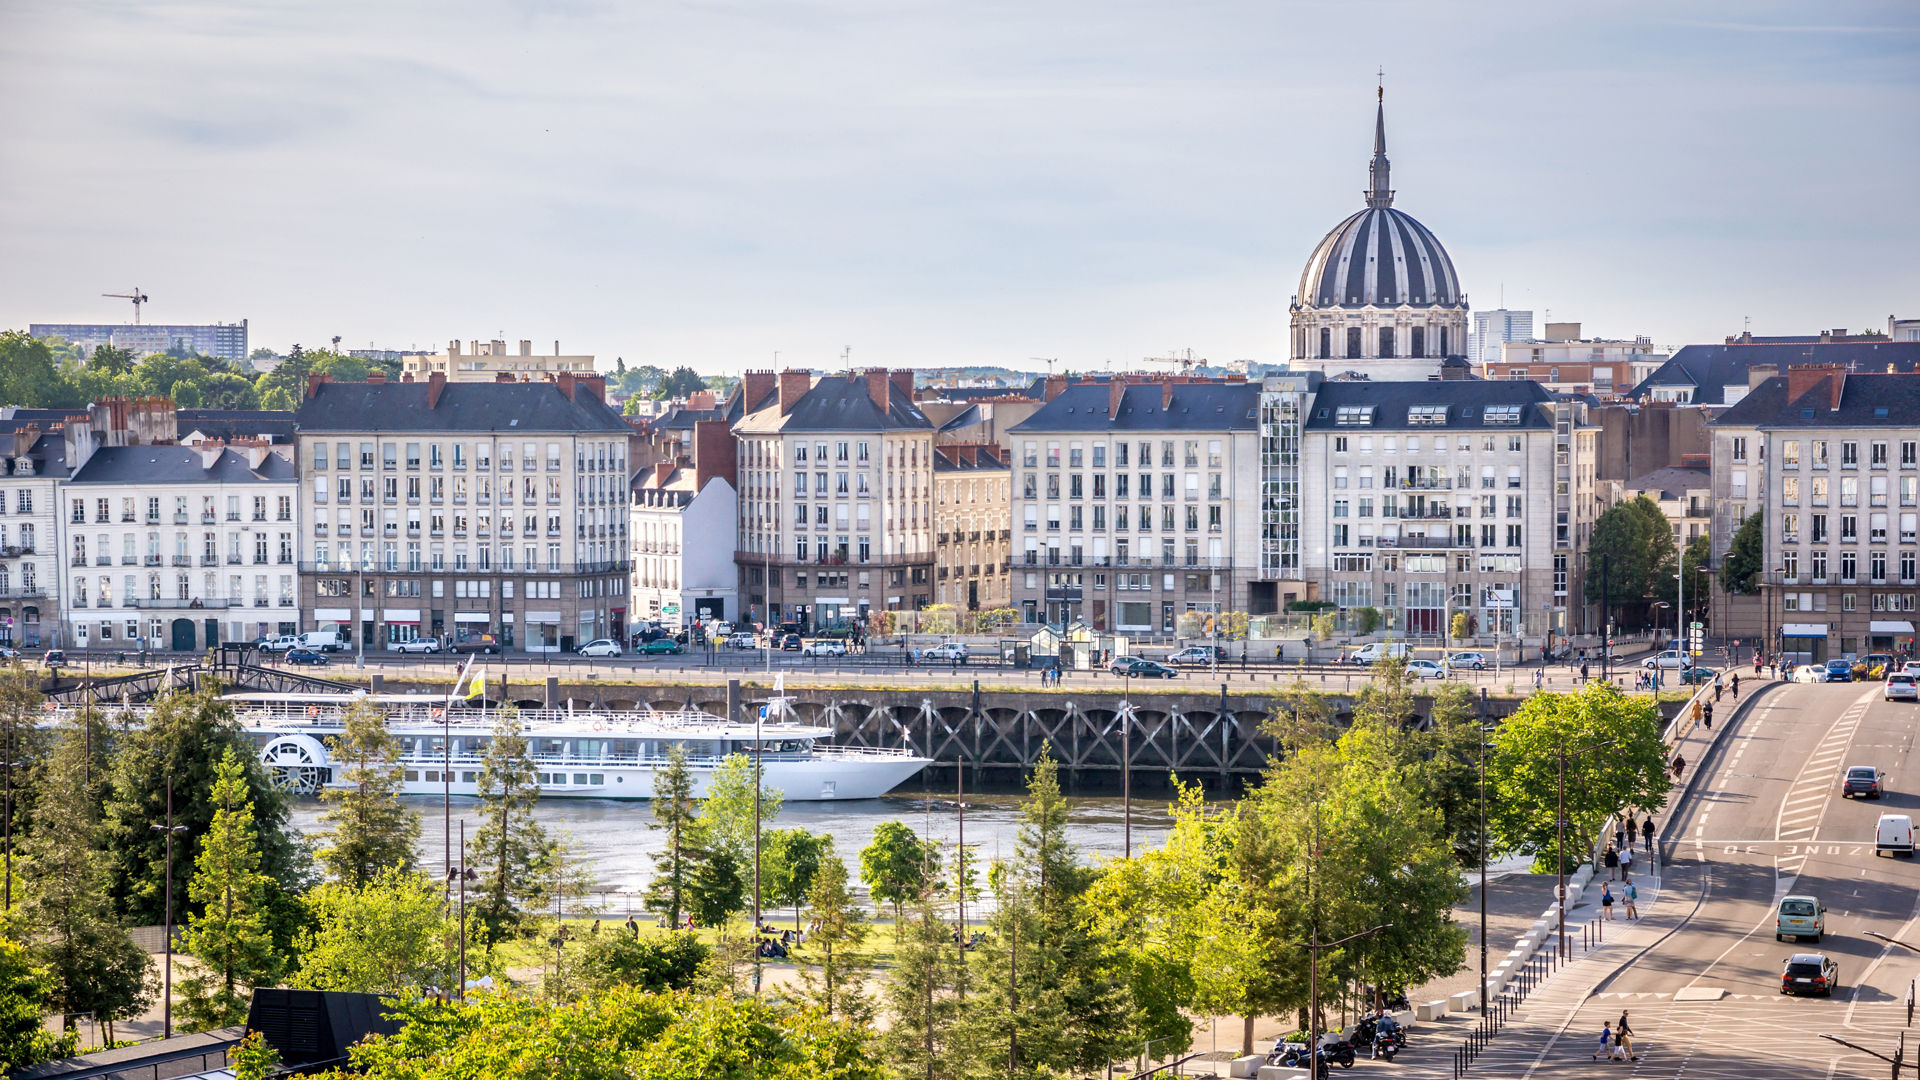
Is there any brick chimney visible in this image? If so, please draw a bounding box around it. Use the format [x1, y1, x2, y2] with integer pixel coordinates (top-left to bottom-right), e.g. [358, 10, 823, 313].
[1043, 375, 1068, 402]
[654, 460, 675, 487]
[1108, 377, 1128, 417]
[1786, 364, 1847, 410]
[556, 372, 576, 400]
[692, 418, 737, 490]
[494, 371, 517, 383]
[306, 372, 332, 399]
[742, 370, 776, 411]
[574, 374, 607, 403]
[778, 370, 811, 416]
[890, 370, 913, 399]
[427, 371, 448, 409]
[866, 368, 891, 412]
[366, 369, 386, 384]
[1161, 382, 1174, 409]
[687, 390, 715, 411]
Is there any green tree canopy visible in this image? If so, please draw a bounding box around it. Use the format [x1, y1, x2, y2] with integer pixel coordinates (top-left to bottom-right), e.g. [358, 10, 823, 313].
[176, 749, 283, 1031]
[315, 699, 419, 887]
[576, 931, 709, 995]
[644, 743, 704, 928]
[292, 867, 457, 995]
[797, 853, 872, 1024]
[761, 828, 832, 929]
[1584, 496, 1678, 613]
[469, 710, 552, 942]
[1720, 510, 1763, 595]
[858, 820, 939, 927]
[651, 366, 707, 400]
[0, 932, 76, 1069]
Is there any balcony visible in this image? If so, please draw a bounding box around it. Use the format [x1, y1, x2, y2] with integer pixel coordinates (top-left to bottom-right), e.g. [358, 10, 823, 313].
[143, 555, 162, 566]
[1397, 507, 1454, 520]
[279, 597, 296, 606]
[1376, 534, 1467, 550]
[201, 555, 220, 567]
[0, 546, 33, 558]
[121, 555, 139, 565]
[171, 555, 192, 566]
[174, 513, 190, 524]
[124, 597, 239, 610]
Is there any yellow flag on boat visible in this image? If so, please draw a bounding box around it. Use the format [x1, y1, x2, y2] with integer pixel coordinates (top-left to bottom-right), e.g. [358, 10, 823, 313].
[467, 671, 487, 701]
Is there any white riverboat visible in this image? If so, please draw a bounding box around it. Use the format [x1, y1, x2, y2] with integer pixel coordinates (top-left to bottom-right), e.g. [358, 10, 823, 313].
[215, 690, 929, 802]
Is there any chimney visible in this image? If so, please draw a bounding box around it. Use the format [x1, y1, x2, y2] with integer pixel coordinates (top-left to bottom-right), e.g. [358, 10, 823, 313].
[401, 372, 414, 382]
[366, 369, 386, 384]
[778, 370, 811, 416]
[866, 368, 891, 412]
[1043, 375, 1068, 402]
[1108, 376, 1127, 417]
[687, 390, 715, 411]
[576, 374, 607, 403]
[306, 371, 332, 399]
[427, 371, 448, 409]
[448, 339, 462, 356]
[742, 370, 776, 411]
[890, 370, 913, 399]
[556, 372, 577, 401]
[692, 418, 737, 490]
[1746, 362, 1777, 389]
[490, 339, 506, 355]
[519, 340, 532, 356]
[654, 460, 675, 487]
[231, 437, 270, 470]
[1785, 364, 1847, 410]
[1161, 382, 1174, 409]
[554, 340, 561, 356]
[198, 439, 226, 470]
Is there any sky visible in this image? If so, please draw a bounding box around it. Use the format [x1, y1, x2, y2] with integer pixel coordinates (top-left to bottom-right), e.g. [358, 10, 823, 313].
[1, 0, 1916, 376]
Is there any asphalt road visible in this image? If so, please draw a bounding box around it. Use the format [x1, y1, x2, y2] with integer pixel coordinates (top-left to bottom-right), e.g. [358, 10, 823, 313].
[1435, 678, 1920, 1078]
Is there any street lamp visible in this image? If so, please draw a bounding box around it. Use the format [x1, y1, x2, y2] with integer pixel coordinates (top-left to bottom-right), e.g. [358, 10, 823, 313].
[149, 778, 187, 1038]
[2, 725, 24, 912]
[1555, 737, 1617, 959]
[447, 820, 476, 1001]
[1474, 692, 1496, 1014]
[1293, 921, 1392, 1063]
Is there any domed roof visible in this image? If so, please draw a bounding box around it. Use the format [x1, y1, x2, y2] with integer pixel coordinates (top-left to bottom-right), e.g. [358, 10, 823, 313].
[1296, 90, 1464, 311]
[1298, 205, 1462, 310]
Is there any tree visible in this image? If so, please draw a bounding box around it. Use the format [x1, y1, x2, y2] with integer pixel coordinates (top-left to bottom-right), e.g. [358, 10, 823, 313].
[1420, 683, 1497, 865]
[314, 699, 419, 887]
[87, 344, 134, 376]
[0, 332, 75, 409]
[1264, 680, 1337, 751]
[644, 743, 703, 927]
[1680, 533, 1712, 626]
[882, 894, 964, 1080]
[292, 868, 455, 995]
[1354, 606, 1382, 636]
[230, 1031, 282, 1080]
[102, 686, 305, 924]
[697, 752, 784, 868]
[1487, 681, 1672, 872]
[1450, 611, 1470, 641]
[176, 749, 283, 1031]
[0, 936, 73, 1070]
[468, 710, 551, 941]
[859, 820, 939, 929]
[576, 931, 708, 995]
[1720, 510, 1763, 595]
[798, 854, 873, 1023]
[17, 711, 153, 1042]
[339, 987, 881, 1080]
[920, 604, 959, 636]
[763, 828, 832, 930]
[1583, 496, 1677, 614]
[687, 846, 747, 928]
[651, 366, 707, 400]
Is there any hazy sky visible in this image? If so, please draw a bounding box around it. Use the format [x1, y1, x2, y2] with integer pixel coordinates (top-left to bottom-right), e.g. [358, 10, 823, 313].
[2, 1, 1915, 375]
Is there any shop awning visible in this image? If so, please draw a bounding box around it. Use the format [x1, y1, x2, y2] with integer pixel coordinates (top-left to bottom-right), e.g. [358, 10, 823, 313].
[526, 611, 562, 623]
[313, 608, 351, 622]
[382, 608, 421, 624]
[1782, 623, 1829, 637]
[1871, 620, 1916, 634]
[454, 612, 490, 624]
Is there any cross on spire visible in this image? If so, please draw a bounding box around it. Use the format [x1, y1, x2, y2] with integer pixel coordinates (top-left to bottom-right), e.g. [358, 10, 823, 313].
[1366, 76, 1394, 208]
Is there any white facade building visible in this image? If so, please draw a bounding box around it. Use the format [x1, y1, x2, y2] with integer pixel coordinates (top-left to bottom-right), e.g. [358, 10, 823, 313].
[1470, 309, 1534, 369]
[0, 421, 64, 648]
[631, 463, 739, 630]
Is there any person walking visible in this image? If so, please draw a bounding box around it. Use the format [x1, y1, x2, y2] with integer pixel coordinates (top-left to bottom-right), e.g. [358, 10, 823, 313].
[1671, 754, 1686, 781]
[1622, 876, 1639, 920]
[1643, 815, 1657, 853]
[1614, 818, 1627, 851]
[1580, 661, 1590, 684]
[1731, 672, 1740, 699]
[1603, 844, 1620, 881]
[1703, 701, 1714, 730]
[1615, 1011, 1639, 1061]
[1601, 880, 1616, 920]
[1714, 674, 1724, 702]
[1619, 843, 1635, 878]
[1626, 816, 1640, 847]
[1593, 1022, 1615, 1061]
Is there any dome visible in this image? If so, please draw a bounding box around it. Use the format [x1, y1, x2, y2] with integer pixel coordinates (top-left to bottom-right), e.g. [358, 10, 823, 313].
[1297, 205, 1463, 310]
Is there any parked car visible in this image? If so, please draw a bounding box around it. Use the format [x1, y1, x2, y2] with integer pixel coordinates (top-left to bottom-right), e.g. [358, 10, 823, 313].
[1776, 894, 1826, 942]
[803, 640, 847, 658]
[0, 646, 17, 661]
[1781, 952, 1839, 997]
[1167, 646, 1223, 666]
[638, 638, 684, 655]
[1110, 656, 1178, 679]
[286, 648, 329, 666]
[918, 642, 969, 662]
[1842, 765, 1883, 800]
[1406, 659, 1449, 680]
[781, 633, 802, 651]
[1446, 651, 1488, 670]
[713, 621, 734, 638]
[259, 635, 301, 653]
[43, 649, 66, 669]
[298, 630, 347, 652]
[1643, 650, 1692, 670]
[1348, 642, 1411, 666]
[1790, 663, 1827, 683]
[451, 635, 500, 655]
[388, 638, 441, 653]
[578, 639, 623, 658]
[1824, 658, 1855, 682]
[1678, 665, 1718, 685]
[1887, 672, 1918, 701]
[1859, 653, 1895, 680]
[726, 632, 758, 649]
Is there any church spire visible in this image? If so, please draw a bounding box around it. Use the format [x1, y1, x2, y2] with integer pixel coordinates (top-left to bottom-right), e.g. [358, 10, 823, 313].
[1366, 80, 1394, 208]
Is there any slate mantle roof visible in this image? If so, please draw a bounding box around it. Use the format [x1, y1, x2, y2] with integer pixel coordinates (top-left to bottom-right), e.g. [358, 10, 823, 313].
[1302, 379, 1554, 430]
[1010, 383, 1260, 433]
[1622, 467, 1710, 500]
[1630, 342, 1920, 404]
[1712, 372, 1920, 429]
[67, 445, 296, 485]
[734, 376, 932, 433]
[295, 381, 628, 433]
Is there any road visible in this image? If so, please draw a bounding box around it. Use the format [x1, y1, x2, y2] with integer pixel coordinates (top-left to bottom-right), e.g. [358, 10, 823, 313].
[1432, 678, 1920, 1078]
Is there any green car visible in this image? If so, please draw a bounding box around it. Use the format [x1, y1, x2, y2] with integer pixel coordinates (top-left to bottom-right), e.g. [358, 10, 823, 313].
[638, 638, 685, 655]
[1678, 666, 1717, 685]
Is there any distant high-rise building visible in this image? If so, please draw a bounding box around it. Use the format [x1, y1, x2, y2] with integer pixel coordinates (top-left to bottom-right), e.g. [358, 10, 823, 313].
[30, 319, 249, 364]
[1470, 309, 1533, 366]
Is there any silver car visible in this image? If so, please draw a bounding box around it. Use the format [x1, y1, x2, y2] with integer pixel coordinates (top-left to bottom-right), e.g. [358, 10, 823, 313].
[1887, 672, 1918, 702]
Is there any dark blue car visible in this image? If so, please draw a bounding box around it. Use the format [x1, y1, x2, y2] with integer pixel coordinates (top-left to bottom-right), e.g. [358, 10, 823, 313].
[287, 648, 329, 666]
[1824, 659, 1854, 682]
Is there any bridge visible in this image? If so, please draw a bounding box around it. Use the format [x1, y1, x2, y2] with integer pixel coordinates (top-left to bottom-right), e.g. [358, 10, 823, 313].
[41, 661, 360, 706]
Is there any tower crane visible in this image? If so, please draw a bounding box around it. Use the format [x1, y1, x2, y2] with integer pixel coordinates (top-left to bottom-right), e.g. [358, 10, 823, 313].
[103, 287, 149, 323]
[1142, 349, 1205, 374]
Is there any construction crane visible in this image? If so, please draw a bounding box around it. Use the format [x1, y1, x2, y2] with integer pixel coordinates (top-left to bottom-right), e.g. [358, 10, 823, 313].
[1029, 357, 1059, 375]
[103, 287, 149, 324]
[1142, 348, 1205, 374]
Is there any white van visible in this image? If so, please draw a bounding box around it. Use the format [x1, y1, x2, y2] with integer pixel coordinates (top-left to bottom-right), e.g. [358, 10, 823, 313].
[1876, 814, 1914, 857]
[297, 630, 346, 653]
[1349, 642, 1412, 666]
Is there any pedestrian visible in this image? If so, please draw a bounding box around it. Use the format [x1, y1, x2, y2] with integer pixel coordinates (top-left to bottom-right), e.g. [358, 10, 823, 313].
[1731, 672, 1740, 699]
[1619, 844, 1634, 877]
[1671, 754, 1686, 781]
[1614, 818, 1627, 851]
[1581, 661, 1590, 683]
[1622, 876, 1639, 920]
[1534, 668, 1545, 690]
[1703, 701, 1714, 730]
[1603, 843, 1620, 880]
[1616, 1011, 1639, 1061]
[1276, 643, 1284, 662]
[1601, 880, 1615, 920]
[1593, 1022, 1614, 1061]
[1627, 816, 1640, 846]
[1713, 675, 1723, 702]
[1753, 652, 1763, 676]
[626, 915, 639, 937]
[1643, 815, 1656, 852]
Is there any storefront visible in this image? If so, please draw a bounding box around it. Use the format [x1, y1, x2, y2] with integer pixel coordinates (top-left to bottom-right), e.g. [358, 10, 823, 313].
[1869, 620, 1915, 655]
[453, 611, 492, 649]
[314, 607, 354, 646]
[526, 610, 562, 653]
[384, 608, 422, 645]
[1782, 623, 1828, 665]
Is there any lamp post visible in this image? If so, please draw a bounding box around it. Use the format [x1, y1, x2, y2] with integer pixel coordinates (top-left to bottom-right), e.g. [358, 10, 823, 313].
[2, 724, 23, 912]
[1120, 669, 1133, 858]
[1476, 690, 1495, 1014]
[1555, 737, 1617, 958]
[447, 821, 476, 1000]
[149, 778, 187, 1038]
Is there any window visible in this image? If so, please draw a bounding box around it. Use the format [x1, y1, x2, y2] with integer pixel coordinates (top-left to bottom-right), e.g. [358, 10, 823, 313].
[1407, 404, 1447, 425]
[1482, 404, 1524, 425]
[1335, 405, 1375, 426]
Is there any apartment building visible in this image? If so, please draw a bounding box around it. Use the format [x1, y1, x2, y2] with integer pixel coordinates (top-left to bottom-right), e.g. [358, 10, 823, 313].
[1709, 366, 1920, 662]
[0, 420, 66, 648]
[732, 369, 936, 630]
[1008, 379, 1260, 630]
[1618, 467, 1711, 547]
[293, 371, 631, 653]
[630, 419, 738, 630]
[1485, 323, 1659, 396]
[933, 444, 1011, 611]
[402, 338, 597, 383]
[1300, 380, 1567, 643]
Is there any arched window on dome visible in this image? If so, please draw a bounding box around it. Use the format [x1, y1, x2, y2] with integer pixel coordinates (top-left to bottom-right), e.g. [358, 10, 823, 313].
[1347, 327, 1363, 359]
[1411, 326, 1426, 359]
[1319, 328, 1332, 360]
[1379, 327, 1396, 359]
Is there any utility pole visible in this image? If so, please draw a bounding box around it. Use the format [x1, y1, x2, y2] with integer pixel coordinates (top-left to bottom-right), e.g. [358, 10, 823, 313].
[1478, 688, 1490, 1014]
[751, 678, 762, 995]
[149, 779, 187, 1038]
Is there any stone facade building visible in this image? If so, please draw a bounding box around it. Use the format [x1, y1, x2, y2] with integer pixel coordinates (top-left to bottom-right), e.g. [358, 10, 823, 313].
[933, 443, 1011, 612]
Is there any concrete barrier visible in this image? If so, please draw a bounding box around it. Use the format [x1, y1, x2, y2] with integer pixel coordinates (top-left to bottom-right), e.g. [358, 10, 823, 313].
[1417, 1000, 1448, 1021]
[1450, 990, 1479, 1013]
[1257, 1066, 1294, 1080]
[1230, 1055, 1265, 1078]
